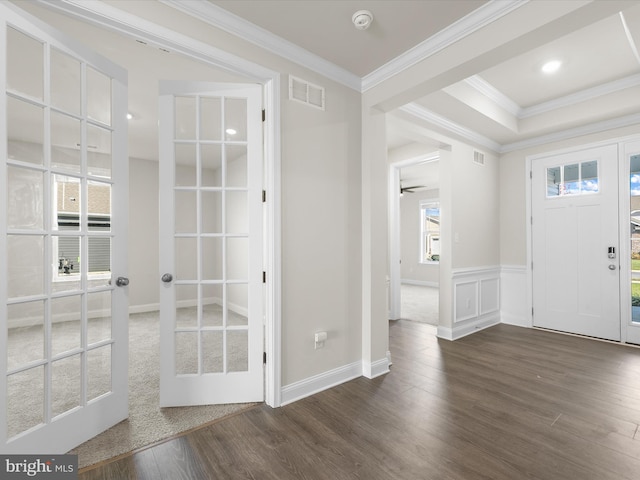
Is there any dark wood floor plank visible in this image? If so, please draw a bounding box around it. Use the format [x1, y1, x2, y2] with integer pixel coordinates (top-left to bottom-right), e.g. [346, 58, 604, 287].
[80, 321, 640, 480]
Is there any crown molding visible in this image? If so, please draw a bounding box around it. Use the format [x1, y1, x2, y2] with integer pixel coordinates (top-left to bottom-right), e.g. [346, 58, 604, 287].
[159, 0, 362, 91]
[35, 0, 279, 82]
[500, 112, 640, 153]
[361, 0, 528, 92]
[401, 102, 640, 155]
[464, 76, 522, 117]
[399, 103, 502, 153]
[519, 73, 640, 118]
[463, 72, 640, 121]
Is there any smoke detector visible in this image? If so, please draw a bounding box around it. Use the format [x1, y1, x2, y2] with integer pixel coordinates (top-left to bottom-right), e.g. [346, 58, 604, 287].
[352, 10, 373, 30]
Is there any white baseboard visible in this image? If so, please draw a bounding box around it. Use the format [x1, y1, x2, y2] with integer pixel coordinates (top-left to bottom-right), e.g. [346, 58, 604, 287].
[401, 279, 439, 288]
[280, 360, 362, 406]
[129, 303, 160, 315]
[437, 314, 500, 341]
[363, 356, 390, 379]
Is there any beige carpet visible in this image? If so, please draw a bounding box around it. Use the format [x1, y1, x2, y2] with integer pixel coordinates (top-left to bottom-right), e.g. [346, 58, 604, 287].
[401, 284, 439, 325]
[67, 311, 256, 469]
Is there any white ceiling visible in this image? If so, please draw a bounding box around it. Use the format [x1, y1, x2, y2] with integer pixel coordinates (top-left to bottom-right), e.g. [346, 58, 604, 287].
[208, 0, 487, 78]
[203, 0, 640, 153]
[16, 0, 640, 162]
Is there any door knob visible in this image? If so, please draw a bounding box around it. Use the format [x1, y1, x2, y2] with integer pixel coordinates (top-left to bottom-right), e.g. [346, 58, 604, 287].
[161, 273, 173, 283]
[115, 276, 130, 287]
[608, 264, 617, 270]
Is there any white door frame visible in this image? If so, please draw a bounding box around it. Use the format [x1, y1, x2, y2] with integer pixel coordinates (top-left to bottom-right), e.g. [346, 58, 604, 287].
[388, 154, 439, 321]
[37, 1, 283, 406]
[526, 134, 640, 345]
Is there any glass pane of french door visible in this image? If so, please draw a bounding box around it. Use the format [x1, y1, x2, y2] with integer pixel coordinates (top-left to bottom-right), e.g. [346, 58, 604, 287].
[2, 7, 127, 452]
[173, 94, 250, 374]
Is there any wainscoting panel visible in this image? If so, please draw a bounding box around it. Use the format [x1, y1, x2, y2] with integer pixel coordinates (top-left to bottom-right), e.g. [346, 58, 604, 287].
[447, 266, 501, 340]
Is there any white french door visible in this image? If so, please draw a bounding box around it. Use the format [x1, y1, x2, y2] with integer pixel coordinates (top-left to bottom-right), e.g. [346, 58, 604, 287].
[532, 144, 620, 341]
[158, 81, 263, 407]
[0, 4, 129, 453]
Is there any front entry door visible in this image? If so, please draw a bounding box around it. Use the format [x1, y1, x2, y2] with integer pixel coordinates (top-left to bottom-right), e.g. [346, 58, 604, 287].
[1, 4, 129, 453]
[532, 144, 620, 340]
[158, 82, 263, 407]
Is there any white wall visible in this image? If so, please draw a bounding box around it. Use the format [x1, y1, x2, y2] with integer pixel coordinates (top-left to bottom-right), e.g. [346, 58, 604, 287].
[400, 189, 439, 285]
[128, 158, 159, 311]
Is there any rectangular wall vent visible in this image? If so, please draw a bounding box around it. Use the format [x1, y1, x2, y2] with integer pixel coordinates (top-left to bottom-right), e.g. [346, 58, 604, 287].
[473, 150, 485, 166]
[289, 75, 325, 110]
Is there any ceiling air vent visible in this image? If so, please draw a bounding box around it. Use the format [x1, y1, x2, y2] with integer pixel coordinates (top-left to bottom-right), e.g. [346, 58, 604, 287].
[289, 75, 325, 111]
[473, 150, 485, 166]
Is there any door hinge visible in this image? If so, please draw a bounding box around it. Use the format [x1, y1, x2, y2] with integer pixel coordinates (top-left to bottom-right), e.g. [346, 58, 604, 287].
[262, 190, 266, 203]
[530, 170, 533, 179]
[262, 109, 266, 122]
[263, 271, 266, 283]
[531, 307, 534, 317]
[263, 351, 267, 364]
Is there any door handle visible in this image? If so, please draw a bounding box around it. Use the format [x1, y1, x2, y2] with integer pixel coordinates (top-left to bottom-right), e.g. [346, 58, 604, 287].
[608, 264, 617, 270]
[161, 273, 173, 283]
[115, 276, 130, 286]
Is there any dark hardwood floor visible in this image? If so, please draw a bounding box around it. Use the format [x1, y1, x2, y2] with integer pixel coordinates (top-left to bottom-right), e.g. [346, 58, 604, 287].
[80, 321, 640, 479]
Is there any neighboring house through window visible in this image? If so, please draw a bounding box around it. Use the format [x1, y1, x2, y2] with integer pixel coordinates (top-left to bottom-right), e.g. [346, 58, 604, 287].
[420, 200, 440, 263]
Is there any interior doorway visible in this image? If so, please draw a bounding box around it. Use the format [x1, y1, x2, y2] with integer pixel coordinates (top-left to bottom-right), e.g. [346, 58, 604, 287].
[389, 155, 440, 326]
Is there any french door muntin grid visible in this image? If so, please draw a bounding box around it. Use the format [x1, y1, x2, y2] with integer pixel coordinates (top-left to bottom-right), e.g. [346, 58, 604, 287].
[173, 93, 249, 376]
[4, 31, 115, 437]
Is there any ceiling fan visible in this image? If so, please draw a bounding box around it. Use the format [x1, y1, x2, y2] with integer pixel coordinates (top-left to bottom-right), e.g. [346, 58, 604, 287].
[400, 184, 425, 194]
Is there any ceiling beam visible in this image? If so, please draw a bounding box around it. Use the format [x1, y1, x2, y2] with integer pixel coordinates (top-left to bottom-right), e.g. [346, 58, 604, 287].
[365, 0, 637, 112]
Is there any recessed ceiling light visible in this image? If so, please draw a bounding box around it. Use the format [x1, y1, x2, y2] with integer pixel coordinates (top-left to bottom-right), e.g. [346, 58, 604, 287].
[126, 113, 133, 120]
[541, 60, 562, 74]
[226, 128, 237, 135]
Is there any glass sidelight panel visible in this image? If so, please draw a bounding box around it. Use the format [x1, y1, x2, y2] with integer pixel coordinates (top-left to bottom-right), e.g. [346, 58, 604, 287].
[631, 154, 640, 323]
